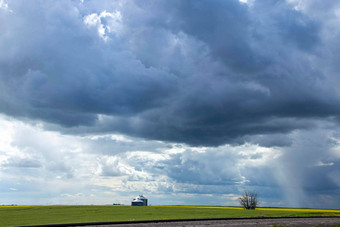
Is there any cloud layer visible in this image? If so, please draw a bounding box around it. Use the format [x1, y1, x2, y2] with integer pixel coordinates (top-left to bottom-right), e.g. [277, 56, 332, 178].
[1, 0, 340, 146]
[1, 116, 339, 208]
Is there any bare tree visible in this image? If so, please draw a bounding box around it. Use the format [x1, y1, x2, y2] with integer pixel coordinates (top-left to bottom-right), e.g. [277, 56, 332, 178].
[239, 190, 258, 209]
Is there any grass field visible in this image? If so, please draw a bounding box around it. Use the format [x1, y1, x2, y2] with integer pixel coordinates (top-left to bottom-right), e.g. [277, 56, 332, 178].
[0, 205, 339, 227]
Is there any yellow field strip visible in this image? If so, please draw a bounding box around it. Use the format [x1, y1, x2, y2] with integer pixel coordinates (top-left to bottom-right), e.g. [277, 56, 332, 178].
[154, 205, 243, 210]
[257, 207, 340, 213]
[154, 205, 340, 213]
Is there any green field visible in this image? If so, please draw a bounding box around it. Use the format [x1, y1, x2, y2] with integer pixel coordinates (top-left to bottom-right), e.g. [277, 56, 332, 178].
[0, 205, 339, 227]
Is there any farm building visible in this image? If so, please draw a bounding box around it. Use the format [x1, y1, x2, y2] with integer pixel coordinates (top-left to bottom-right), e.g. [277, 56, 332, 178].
[131, 195, 148, 206]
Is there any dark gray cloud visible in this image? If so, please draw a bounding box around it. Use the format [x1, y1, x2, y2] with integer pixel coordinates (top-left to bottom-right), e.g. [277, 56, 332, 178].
[1, 0, 340, 146]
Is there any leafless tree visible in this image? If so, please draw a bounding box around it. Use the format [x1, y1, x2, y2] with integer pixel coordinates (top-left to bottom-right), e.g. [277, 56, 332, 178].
[239, 190, 258, 209]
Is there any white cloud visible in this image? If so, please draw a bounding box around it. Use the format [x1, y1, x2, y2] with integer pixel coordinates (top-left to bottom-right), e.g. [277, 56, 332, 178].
[0, 0, 11, 12]
[83, 10, 122, 41]
[0, 115, 340, 208]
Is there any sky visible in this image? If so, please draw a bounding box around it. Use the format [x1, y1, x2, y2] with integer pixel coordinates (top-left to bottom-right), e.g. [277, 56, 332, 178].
[0, 0, 340, 209]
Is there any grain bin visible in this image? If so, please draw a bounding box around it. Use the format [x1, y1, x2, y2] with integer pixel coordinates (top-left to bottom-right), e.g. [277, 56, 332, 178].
[131, 195, 148, 206]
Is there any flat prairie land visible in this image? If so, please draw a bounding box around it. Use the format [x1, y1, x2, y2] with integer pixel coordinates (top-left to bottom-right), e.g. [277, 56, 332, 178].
[0, 205, 339, 227]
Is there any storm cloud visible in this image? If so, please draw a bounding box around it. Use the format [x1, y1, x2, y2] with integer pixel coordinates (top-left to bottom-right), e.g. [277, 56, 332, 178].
[0, 0, 339, 146]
